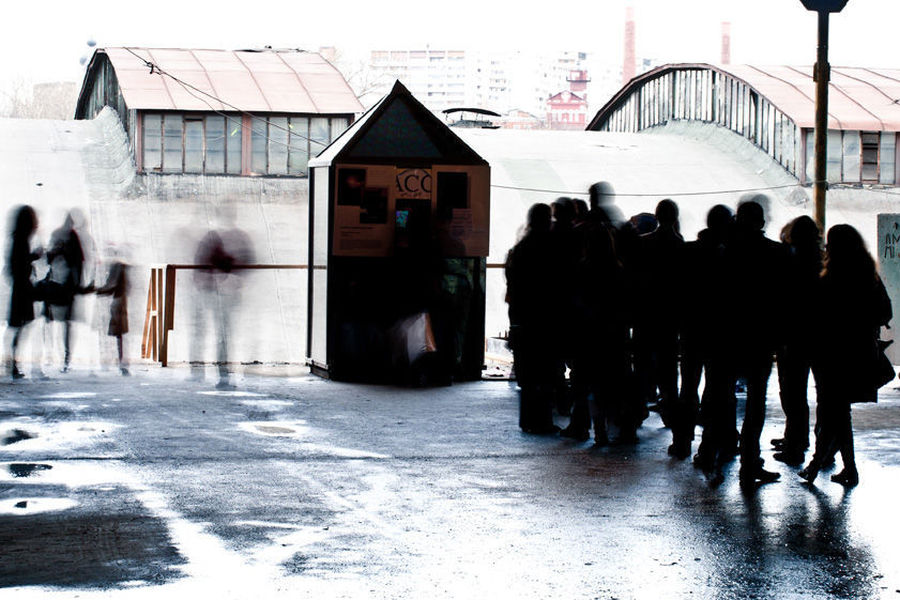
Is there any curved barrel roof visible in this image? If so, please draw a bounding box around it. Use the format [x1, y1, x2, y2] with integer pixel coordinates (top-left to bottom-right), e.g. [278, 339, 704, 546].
[589, 63, 900, 132]
[94, 47, 363, 115]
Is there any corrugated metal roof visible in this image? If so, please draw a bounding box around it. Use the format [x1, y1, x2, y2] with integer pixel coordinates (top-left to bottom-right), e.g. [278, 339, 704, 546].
[101, 47, 363, 115]
[590, 63, 900, 132]
[726, 64, 900, 131]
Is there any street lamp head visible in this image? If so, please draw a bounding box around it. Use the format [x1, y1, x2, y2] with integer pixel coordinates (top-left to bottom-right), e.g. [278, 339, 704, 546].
[800, 0, 849, 12]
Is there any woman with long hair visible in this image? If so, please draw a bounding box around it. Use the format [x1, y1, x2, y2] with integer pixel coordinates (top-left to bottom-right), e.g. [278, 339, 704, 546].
[5, 205, 40, 379]
[772, 216, 823, 465]
[799, 224, 891, 486]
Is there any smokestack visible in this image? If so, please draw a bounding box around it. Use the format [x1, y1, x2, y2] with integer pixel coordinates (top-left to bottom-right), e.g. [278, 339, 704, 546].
[623, 6, 636, 84]
[721, 22, 731, 65]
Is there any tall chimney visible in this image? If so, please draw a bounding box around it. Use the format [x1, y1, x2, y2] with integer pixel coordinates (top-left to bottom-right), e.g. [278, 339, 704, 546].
[623, 6, 636, 84]
[721, 22, 732, 65]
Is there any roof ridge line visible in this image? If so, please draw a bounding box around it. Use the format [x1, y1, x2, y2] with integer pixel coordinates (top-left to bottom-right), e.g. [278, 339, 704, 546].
[232, 51, 272, 112]
[186, 49, 223, 113]
[274, 51, 318, 114]
[828, 68, 889, 130]
[757, 65, 843, 129]
[142, 48, 178, 110]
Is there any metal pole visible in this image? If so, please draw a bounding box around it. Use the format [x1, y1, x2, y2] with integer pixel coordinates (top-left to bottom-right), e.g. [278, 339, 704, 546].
[813, 9, 830, 232]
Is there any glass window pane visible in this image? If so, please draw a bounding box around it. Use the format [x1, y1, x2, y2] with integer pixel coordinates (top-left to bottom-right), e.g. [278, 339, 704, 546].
[206, 116, 225, 174]
[251, 117, 267, 174]
[827, 130, 843, 183]
[288, 117, 309, 175]
[163, 114, 183, 173]
[310, 118, 330, 157]
[861, 132, 879, 182]
[268, 116, 289, 175]
[806, 129, 815, 183]
[330, 117, 350, 143]
[842, 131, 860, 183]
[227, 115, 242, 175]
[184, 119, 204, 173]
[143, 114, 162, 172]
[881, 133, 896, 185]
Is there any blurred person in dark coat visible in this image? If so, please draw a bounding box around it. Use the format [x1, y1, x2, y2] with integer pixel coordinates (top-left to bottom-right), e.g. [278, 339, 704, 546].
[43, 210, 86, 372]
[191, 225, 255, 389]
[506, 203, 558, 434]
[5, 205, 40, 379]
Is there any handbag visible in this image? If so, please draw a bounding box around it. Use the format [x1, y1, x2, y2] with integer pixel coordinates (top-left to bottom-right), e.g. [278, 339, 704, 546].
[874, 339, 896, 390]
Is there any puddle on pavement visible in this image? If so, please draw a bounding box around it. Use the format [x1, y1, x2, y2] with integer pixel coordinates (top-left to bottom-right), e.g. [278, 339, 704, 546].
[8, 463, 53, 477]
[0, 497, 78, 515]
[199, 391, 268, 398]
[39, 392, 97, 399]
[240, 399, 292, 409]
[2, 428, 36, 445]
[238, 421, 308, 438]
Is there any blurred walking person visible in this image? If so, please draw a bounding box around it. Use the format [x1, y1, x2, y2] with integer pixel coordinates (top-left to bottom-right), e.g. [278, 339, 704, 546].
[800, 225, 891, 487]
[94, 246, 131, 375]
[5, 206, 41, 379]
[43, 211, 86, 372]
[191, 225, 255, 389]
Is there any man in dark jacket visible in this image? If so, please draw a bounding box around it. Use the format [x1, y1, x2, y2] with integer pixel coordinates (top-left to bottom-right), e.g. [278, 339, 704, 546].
[726, 198, 789, 488]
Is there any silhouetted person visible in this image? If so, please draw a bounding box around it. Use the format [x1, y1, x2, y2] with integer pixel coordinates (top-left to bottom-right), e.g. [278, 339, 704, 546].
[567, 221, 629, 445]
[94, 246, 130, 375]
[727, 198, 788, 488]
[588, 181, 625, 227]
[5, 205, 40, 379]
[43, 211, 85, 372]
[506, 203, 558, 434]
[800, 224, 891, 487]
[772, 216, 822, 465]
[633, 200, 684, 449]
[683, 205, 736, 475]
[550, 197, 581, 418]
[191, 226, 255, 389]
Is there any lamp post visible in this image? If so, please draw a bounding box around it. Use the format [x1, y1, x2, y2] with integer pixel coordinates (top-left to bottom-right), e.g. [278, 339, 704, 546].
[800, 0, 849, 233]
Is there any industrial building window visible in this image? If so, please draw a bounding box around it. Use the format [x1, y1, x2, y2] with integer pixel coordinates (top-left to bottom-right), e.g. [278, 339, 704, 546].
[163, 115, 183, 173]
[142, 112, 242, 174]
[248, 115, 349, 176]
[842, 131, 861, 183]
[861, 132, 879, 182]
[880, 133, 896, 184]
[143, 112, 348, 176]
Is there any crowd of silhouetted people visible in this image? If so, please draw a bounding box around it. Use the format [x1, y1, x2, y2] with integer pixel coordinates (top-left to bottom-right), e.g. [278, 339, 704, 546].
[505, 183, 892, 489]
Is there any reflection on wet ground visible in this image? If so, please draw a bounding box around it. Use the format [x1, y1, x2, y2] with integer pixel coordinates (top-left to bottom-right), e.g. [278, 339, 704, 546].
[0, 370, 898, 598]
[1, 429, 35, 446]
[8, 463, 52, 477]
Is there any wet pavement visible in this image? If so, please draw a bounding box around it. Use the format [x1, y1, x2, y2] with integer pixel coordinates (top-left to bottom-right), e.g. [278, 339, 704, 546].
[1, 365, 900, 599]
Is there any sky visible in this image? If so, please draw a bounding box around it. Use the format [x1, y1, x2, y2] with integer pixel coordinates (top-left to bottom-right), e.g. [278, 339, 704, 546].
[2, 0, 899, 91]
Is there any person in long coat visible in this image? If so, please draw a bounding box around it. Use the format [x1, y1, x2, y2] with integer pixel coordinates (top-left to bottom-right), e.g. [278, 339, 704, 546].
[506, 203, 558, 434]
[799, 224, 892, 487]
[5, 205, 40, 379]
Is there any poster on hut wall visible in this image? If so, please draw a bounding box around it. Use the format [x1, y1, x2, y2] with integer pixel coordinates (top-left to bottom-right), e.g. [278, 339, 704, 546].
[333, 165, 396, 257]
[433, 165, 490, 257]
[332, 164, 490, 257]
[878, 214, 900, 363]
